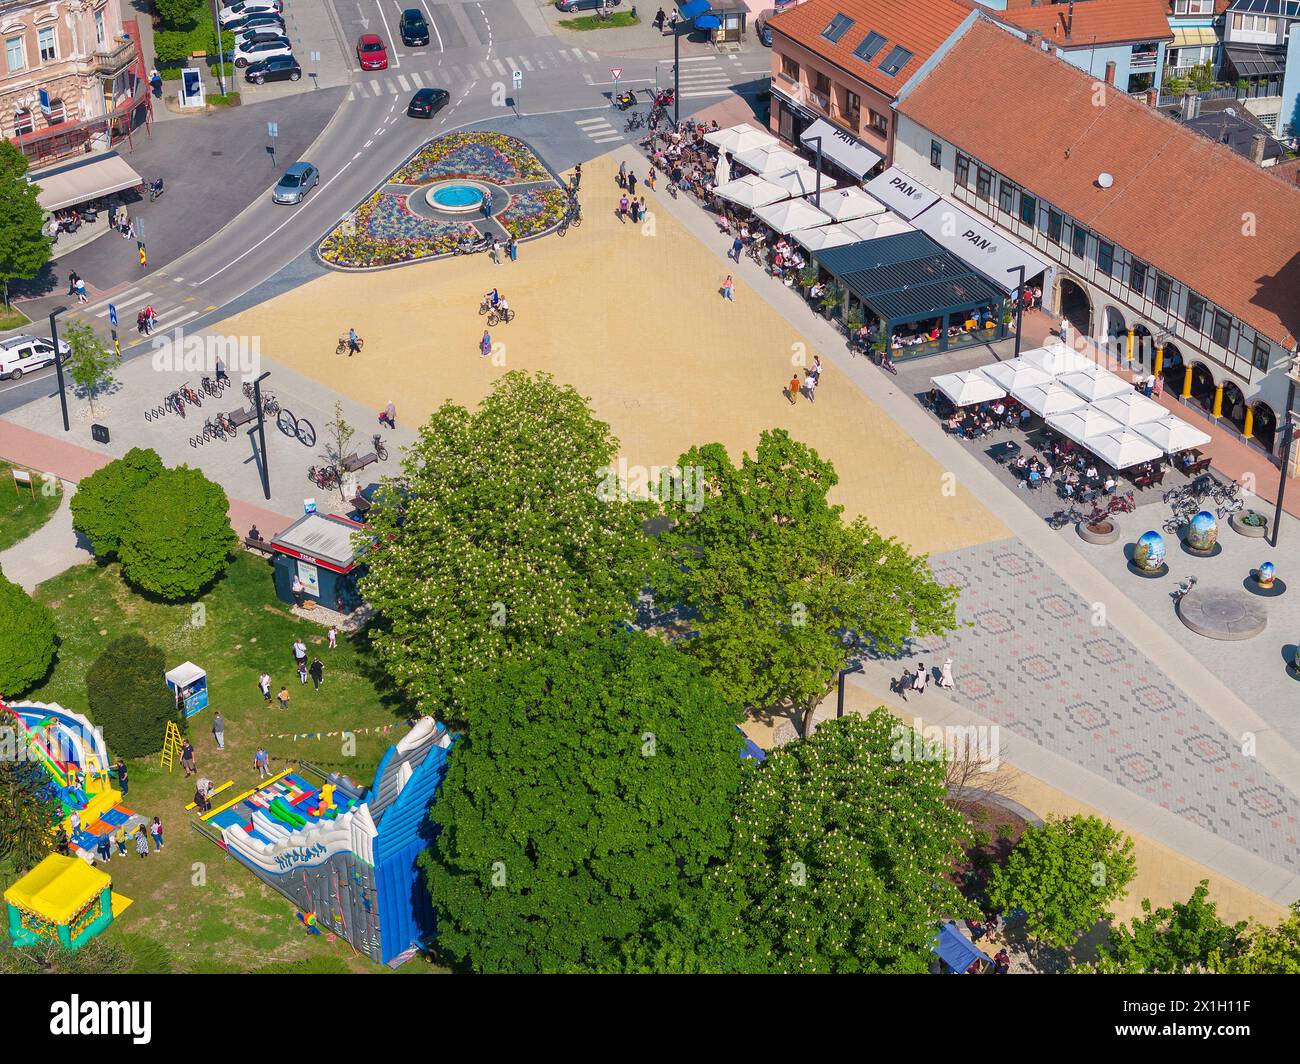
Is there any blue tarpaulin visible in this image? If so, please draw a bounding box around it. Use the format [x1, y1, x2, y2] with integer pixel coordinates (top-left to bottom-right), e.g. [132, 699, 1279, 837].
[680, 0, 711, 17]
[695, 14, 722, 28]
[933, 921, 993, 974]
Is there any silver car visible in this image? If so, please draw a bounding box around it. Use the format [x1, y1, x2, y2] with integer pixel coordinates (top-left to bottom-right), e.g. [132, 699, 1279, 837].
[272, 162, 319, 205]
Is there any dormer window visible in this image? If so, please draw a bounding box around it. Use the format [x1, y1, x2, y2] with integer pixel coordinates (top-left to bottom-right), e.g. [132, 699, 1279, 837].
[879, 46, 913, 77]
[822, 13, 855, 43]
[854, 31, 887, 62]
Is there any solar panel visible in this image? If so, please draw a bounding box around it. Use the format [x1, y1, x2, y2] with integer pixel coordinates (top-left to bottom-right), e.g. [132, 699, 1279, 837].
[822, 13, 855, 43]
[879, 45, 913, 77]
[854, 30, 888, 62]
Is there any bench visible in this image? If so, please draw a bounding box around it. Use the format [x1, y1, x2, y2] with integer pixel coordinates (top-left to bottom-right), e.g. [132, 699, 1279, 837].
[244, 534, 274, 556]
[1132, 471, 1165, 490]
[341, 451, 377, 473]
[350, 493, 372, 517]
[1182, 458, 1212, 476]
[226, 405, 256, 429]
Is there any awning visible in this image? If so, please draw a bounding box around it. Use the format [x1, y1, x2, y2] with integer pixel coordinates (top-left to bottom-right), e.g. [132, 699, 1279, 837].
[1172, 27, 1217, 48]
[1056, 366, 1132, 403]
[930, 369, 1005, 408]
[733, 143, 807, 175]
[753, 197, 832, 235]
[1092, 392, 1168, 428]
[1223, 43, 1286, 78]
[1018, 342, 1096, 376]
[680, 0, 711, 17]
[800, 118, 882, 182]
[713, 174, 789, 208]
[31, 152, 143, 212]
[1011, 381, 1087, 418]
[1086, 430, 1165, 470]
[704, 122, 777, 155]
[811, 184, 886, 222]
[933, 922, 994, 975]
[979, 358, 1052, 393]
[1046, 407, 1125, 447]
[912, 197, 1051, 291]
[1133, 415, 1212, 454]
[765, 165, 823, 197]
[862, 165, 940, 219]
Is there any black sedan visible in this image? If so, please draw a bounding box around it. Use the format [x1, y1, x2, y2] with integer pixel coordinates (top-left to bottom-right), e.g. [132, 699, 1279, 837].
[399, 9, 430, 46]
[407, 87, 450, 117]
[244, 54, 302, 84]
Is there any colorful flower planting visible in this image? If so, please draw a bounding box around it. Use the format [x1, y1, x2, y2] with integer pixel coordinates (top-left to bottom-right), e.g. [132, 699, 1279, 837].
[394, 131, 549, 185]
[319, 190, 476, 269]
[498, 188, 571, 239]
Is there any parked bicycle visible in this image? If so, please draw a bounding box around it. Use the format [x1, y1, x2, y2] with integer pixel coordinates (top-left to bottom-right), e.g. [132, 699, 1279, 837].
[1047, 506, 1086, 530]
[372, 434, 389, 462]
[1172, 575, 1198, 604]
[308, 464, 340, 491]
[200, 375, 227, 397]
[276, 408, 317, 448]
[241, 381, 280, 416]
[180, 382, 201, 407]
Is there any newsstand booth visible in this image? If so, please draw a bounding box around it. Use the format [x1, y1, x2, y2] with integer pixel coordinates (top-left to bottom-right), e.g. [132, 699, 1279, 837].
[269, 512, 371, 612]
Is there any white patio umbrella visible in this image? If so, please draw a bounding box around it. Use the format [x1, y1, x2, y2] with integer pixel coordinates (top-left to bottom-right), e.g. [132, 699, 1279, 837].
[813, 185, 887, 222]
[1057, 365, 1131, 403]
[753, 197, 833, 235]
[1012, 381, 1088, 418]
[712, 174, 789, 209]
[734, 144, 807, 175]
[979, 358, 1052, 393]
[792, 222, 868, 252]
[714, 150, 731, 188]
[1018, 342, 1096, 376]
[765, 166, 823, 197]
[1085, 430, 1165, 470]
[841, 214, 914, 240]
[704, 123, 777, 155]
[930, 370, 1006, 408]
[1046, 407, 1125, 447]
[1133, 414, 1212, 454]
[1092, 392, 1167, 428]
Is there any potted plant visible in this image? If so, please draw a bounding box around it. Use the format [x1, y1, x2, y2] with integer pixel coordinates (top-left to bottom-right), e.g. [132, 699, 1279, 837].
[798, 266, 819, 292]
[1230, 508, 1269, 538]
[1077, 512, 1120, 544]
[819, 280, 844, 319]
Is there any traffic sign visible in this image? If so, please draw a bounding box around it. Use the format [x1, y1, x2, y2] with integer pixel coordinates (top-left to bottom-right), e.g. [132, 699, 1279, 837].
[512, 69, 522, 86]
[108, 303, 117, 328]
[267, 121, 278, 138]
[611, 68, 622, 81]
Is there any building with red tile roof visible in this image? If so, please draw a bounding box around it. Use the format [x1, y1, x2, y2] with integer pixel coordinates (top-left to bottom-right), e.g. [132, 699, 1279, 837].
[994, 0, 1175, 46]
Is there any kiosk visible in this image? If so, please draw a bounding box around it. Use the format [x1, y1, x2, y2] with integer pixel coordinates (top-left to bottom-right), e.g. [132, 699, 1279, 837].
[165, 661, 209, 718]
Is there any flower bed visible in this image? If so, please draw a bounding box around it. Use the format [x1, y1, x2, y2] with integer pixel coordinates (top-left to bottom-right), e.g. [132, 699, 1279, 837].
[319, 191, 476, 268]
[497, 187, 570, 238]
[394, 131, 549, 185]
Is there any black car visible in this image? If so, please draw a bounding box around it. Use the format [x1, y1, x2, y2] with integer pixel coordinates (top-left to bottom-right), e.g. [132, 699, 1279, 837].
[407, 87, 450, 117]
[399, 9, 430, 46]
[244, 54, 302, 84]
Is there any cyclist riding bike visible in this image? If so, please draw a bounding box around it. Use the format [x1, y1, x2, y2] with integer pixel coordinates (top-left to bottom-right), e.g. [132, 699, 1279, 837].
[485, 289, 500, 308]
[496, 297, 510, 318]
[347, 328, 361, 355]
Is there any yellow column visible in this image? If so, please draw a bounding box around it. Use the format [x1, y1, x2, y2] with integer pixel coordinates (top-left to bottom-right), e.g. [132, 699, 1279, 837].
[1242, 405, 1254, 439]
[1212, 384, 1224, 418]
[1181, 365, 1193, 398]
[1153, 343, 1164, 376]
[1125, 328, 1134, 364]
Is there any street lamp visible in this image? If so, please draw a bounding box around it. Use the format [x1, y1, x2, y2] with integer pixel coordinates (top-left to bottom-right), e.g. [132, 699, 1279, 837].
[836, 660, 864, 719]
[1272, 362, 1299, 547]
[252, 371, 271, 501]
[48, 306, 70, 432]
[1006, 265, 1026, 361]
[804, 135, 824, 208]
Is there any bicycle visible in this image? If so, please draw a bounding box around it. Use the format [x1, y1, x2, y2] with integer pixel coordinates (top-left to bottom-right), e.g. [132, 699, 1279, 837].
[1047, 507, 1085, 530]
[625, 112, 646, 133]
[168, 391, 187, 418]
[486, 305, 515, 326]
[1172, 575, 1197, 604]
[372, 434, 389, 462]
[201, 375, 226, 397]
[336, 334, 365, 356]
[202, 415, 227, 442]
[308, 464, 340, 491]
[276, 408, 317, 448]
[241, 381, 280, 416]
[180, 382, 201, 407]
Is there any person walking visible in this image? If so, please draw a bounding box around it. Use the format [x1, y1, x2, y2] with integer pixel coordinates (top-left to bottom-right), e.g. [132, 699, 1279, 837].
[618, 160, 627, 189]
[788, 373, 799, 404]
[180, 739, 196, 777]
[150, 816, 164, 851]
[114, 759, 128, 797]
[138, 244, 147, 269]
[96, 834, 112, 864]
[382, 400, 397, 429]
[810, 355, 822, 382]
[571, 162, 582, 191]
[212, 711, 225, 751]
[489, 239, 502, 265]
[1153, 372, 1165, 398]
[804, 372, 817, 403]
[618, 194, 629, 222]
[653, 6, 665, 31]
[668, 9, 679, 31]
[277, 686, 291, 710]
[75, 276, 87, 304]
[115, 826, 128, 856]
[135, 829, 150, 859]
[480, 329, 492, 358]
[255, 746, 271, 780]
[507, 235, 518, 262]
[309, 656, 324, 690]
[297, 657, 309, 686]
[911, 662, 928, 694]
[1059, 317, 1070, 345]
[730, 234, 744, 262]
[259, 672, 272, 704]
[119, 206, 129, 236]
[215, 355, 229, 385]
[638, 195, 647, 221]
[630, 198, 640, 224]
[327, 626, 337, 651]
[722, 275, 735, 302]
[647, 167, 656, 191]
[293, 637, 307, 670]
[938, 658, 955, 690]
[628, 170, 637, 196]
[67, 270, 80, 296]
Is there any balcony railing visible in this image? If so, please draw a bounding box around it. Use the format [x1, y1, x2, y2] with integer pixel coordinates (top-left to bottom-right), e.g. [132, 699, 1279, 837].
[88, 37, 135, 75]
[1129, 53, 1159, 72]
[810, 89, 830, 112]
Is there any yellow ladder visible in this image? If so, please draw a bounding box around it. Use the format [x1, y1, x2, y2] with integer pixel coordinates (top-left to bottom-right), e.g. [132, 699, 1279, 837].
[160, 721, 183, 773]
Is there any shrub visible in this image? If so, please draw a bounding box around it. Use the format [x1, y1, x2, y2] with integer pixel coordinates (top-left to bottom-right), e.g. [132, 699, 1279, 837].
[86, 635, 182, 759]
[70, 447, 164, 558]
[0, 568, 57, 694]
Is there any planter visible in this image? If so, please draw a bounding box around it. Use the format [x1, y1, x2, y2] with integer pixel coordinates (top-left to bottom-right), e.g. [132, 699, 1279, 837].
[1230, 510, 1269, 538]
[1078, 520, 1120, 544]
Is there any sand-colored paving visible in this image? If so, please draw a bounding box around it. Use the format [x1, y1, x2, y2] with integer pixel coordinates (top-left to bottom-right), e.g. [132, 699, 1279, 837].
[220, 154, 1005, 557]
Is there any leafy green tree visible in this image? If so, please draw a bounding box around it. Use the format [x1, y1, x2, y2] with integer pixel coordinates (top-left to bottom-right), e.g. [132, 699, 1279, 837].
[361, 371, 654, 724]
[1080, 881, 1245, 973]
[63, 320, 120, 416]
[986, 814, 1136, 955]
[1211, 902, 1300, 974]
[690, 711, 974, 973]
[70, 447, 164, 558]
[0, 568, 57, 695]
[86, 635, 182, 758]
[424, 627, 744, 973]
[0, 141, 50, 314]
[655, 430, 958, 737]
[0, 757, 62, 873]
[154, 0, 203, 27]
[117, 466, 236, 600]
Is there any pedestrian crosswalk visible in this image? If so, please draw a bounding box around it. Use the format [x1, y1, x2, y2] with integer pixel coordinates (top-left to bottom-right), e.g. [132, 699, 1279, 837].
[344, 47, 601, 101]
[71, 287, 207, 346]
[575, 115, 624, 145]
[673, 59, 734, 100]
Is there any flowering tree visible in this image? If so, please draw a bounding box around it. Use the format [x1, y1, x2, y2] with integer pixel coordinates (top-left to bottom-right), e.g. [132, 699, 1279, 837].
[359, 371, 655, 724]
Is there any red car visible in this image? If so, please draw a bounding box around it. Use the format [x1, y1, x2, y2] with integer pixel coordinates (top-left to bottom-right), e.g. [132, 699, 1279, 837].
[357, 33, 388, 71]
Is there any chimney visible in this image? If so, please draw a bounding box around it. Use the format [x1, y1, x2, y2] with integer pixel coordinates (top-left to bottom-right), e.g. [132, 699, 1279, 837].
[1250, 133, 1266, 165]
[1067, 1, 1075, 41]
[1104, 61, 1116, 86]
[1025, 28, 1042, 49]
[1145, 87, 1158, 107]
[1181, 88, 1197, 120]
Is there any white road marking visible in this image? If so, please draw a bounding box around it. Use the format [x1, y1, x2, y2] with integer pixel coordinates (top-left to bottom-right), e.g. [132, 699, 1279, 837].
[520, 56, 533, 71]
[370, 81, 382, 96]
[95, 291, 151, 316]
[411, 71, 424, 86]
[418, 0, 443, 52]
[589, 133, 624, 143]
[376, 1, 399, 67]
[398, 74, 410, 90]
[574, 116, 607, 127]
[364, 139, 374, 147]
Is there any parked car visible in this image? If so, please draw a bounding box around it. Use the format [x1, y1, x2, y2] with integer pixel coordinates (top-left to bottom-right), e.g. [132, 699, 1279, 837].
[236, 28, 290, 48]
[244, 54, 302, 84]
[0, 335, 70, 381]
[227, 11, 285, 34]
[272, 162, 319, 205]
[233, 37, 292, 67]
[555, 0, 621, 10]
[218, 0, 281, 27]
[399, 9, 430, 46]
[406, 86, 449, 117]
[356, 33, 388, 71]
[756, 10, 774, 47]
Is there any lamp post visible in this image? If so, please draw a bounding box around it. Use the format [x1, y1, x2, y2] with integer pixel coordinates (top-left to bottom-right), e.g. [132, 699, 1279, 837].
[48, 307, 70, 432]
[252, 371, 271, 501]
[1006, 264, 1026, 361]
[804, 135, 824, 207]
[672, 23, 681, 128]
[836, 660, 864, 719]
[1272, 364, 1298, 548]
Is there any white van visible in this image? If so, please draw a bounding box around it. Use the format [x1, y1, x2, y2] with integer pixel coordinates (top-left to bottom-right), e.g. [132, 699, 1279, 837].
[0, 334, 71, 381]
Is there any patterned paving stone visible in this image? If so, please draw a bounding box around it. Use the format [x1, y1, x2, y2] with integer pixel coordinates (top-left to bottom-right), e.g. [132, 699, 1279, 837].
[904, 537, 1300, 872]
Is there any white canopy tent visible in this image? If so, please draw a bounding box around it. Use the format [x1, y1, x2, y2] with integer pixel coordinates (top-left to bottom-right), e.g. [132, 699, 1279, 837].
[1057, 366, 1132, 403]
[792, 223, 870, 252]
[1092, 392, 1168, 428]
[841, 214, 914, 241]
[713, 174, 789, 209]
[733, 144, 808, 176]
[753, 197, 833, 235]
[812, 185, 887, 222]
[1133, 415, 1212, 454]
[930, 370, 1006, 408]
[1012, 381, 1088, 418]
[979, 359, 1052, 393]
[714, 150, 731, 188]
[1085, 430, 1166, 470]
[1017, 342, 1096, 376]
[764, 166, 824, 198]
[704, 123, 778, 155]
[1046, 407, 1125, 447]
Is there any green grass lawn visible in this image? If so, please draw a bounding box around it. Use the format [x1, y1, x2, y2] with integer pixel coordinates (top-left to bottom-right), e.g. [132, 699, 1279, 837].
[558, 12, 640, 29]
[0, 461, 62, 554]
[21, 551, 439, 973]
[0, 306, 32, 331]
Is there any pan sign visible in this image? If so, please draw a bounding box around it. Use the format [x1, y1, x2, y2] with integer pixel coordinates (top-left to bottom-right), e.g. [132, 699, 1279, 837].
[862, 164, 940, 219]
